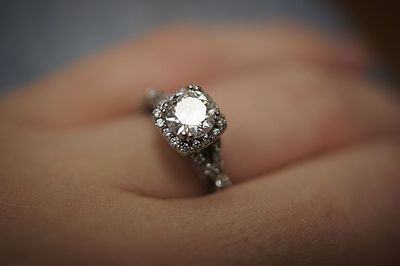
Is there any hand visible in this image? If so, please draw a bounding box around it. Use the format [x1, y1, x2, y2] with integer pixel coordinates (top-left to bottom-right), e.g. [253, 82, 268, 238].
[1, 24, 399, 265]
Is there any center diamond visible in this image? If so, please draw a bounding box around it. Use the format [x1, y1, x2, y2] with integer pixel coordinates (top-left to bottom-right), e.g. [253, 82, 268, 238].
[166, 92, 215, 139]
[175, 97, 206, 125]
[153, 85, 227, 155]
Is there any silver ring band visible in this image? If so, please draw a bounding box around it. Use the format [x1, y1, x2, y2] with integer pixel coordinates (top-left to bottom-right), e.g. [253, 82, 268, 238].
[145, 85, 232, 191]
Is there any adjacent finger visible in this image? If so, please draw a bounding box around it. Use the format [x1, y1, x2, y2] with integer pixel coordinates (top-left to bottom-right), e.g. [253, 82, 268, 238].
[146, 137, 400, 265]
[3, 137, 398, 265]
[0, 24, 368, 127]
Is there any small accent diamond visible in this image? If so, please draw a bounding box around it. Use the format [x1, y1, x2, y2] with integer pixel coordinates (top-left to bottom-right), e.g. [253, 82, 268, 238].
[215, 174, 232, 189]
[155, 118, 165, 127]
[153, 109, 162, 118]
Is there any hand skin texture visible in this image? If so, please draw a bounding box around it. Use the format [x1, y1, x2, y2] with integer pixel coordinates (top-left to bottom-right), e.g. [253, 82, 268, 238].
[0, 23, 400, 266]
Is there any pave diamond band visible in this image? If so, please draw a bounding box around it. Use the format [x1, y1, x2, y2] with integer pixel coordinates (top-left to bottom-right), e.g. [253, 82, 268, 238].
[146, 85, 232, 191]
[191, 140, 232, 191]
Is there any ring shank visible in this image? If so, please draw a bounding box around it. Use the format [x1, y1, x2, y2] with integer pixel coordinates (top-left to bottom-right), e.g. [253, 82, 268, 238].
[191, 140, 232, 190]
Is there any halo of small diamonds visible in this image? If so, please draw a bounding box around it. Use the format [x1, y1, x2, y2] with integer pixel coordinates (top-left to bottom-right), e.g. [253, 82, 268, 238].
[152, 85, 227, 155]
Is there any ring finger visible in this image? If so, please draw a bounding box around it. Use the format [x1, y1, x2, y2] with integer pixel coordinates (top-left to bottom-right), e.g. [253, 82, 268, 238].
[67, 63, 400, 198]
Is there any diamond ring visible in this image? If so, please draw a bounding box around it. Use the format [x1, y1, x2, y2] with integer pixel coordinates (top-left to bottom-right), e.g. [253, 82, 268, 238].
[145, 84, 232, 191]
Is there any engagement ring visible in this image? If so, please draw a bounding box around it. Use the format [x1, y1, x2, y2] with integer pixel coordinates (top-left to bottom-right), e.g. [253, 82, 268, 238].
[146, 85, 232, 191]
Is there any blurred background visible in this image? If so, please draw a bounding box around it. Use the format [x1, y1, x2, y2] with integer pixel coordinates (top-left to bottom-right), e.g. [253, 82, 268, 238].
[0, 0, 398, 92]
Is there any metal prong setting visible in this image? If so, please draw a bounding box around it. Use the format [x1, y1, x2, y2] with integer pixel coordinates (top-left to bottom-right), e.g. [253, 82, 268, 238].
[149, 85, 227, 156]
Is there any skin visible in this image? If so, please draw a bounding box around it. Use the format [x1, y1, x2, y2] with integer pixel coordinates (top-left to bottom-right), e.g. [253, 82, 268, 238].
[0, 23, 399, 265]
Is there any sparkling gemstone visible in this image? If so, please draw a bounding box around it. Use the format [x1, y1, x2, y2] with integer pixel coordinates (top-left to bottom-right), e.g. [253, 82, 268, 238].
[155, 118, 165, 127]
[212, 128, 221, 136]
[215, 175, 232, 189]
[175, 97, 206, 125]
[153, 109, 161, 118]
[155, 85, 228, 155]
[165, 91, 215, 139]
